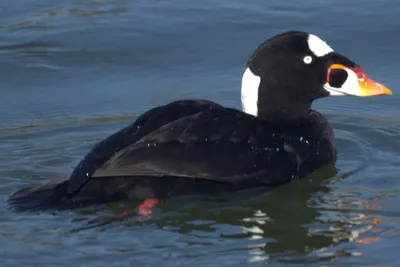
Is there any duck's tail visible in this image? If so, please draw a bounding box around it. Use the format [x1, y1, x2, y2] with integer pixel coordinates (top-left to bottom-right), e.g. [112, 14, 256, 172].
[8, 176, 71, 212]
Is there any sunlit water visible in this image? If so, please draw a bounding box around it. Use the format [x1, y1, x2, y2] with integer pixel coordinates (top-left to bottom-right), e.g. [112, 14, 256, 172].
[1, 0, 400, 266]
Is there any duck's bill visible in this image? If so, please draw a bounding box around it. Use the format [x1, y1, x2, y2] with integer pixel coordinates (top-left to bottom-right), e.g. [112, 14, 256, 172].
[323, 64, 392, 96]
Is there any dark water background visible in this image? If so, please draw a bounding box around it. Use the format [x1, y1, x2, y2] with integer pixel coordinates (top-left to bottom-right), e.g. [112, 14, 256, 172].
[1, 0, 400, 266]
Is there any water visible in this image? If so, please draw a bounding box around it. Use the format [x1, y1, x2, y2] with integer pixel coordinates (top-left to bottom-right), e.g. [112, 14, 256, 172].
[1, 0, 400, 266]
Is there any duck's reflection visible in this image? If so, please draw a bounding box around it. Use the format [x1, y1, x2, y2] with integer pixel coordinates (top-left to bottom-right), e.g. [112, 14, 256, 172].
[149, 163, 389, 264]
[72, 162, 390, 264]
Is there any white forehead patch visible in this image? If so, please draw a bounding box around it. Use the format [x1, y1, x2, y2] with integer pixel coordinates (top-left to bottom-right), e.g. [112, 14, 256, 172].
[307, 34, 334, 57]
[241, 68, 260, 117]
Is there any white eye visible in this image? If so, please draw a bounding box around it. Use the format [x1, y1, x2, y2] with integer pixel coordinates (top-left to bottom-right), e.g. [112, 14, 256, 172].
[303, 55, 313, 64]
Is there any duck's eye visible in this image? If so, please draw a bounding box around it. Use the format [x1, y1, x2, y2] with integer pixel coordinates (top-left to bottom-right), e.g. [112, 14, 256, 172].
[303, 55, 313, 64]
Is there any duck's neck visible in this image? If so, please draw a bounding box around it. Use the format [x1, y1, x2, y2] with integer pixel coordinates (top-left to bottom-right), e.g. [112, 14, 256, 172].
[256, 100, 312, 123]
[240, 67, 314, 124]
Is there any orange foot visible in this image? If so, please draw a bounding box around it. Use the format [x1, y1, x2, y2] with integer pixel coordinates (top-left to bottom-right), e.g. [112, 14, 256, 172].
[120, 199, 159, 218]
[137, 199, 159, 217]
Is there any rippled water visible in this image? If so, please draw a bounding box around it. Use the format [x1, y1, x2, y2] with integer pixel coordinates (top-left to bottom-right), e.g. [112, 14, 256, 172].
[1, 0, 400, 266]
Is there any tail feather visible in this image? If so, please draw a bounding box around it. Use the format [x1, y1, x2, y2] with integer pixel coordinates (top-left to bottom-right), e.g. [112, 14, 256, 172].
[8, 176, 71, 212]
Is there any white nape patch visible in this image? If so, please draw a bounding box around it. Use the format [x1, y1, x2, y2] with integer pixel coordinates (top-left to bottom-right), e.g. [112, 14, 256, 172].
[323, 68, 361, 96]
[307, 34, 334, 57]
[241, 68, 260, 116]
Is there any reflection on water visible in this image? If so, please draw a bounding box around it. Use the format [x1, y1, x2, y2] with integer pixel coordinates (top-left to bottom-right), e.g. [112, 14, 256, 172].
[14, 161, 390, 265]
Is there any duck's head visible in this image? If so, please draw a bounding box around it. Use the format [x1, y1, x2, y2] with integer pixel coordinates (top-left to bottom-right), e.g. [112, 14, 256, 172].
[241, 31, 392, 121]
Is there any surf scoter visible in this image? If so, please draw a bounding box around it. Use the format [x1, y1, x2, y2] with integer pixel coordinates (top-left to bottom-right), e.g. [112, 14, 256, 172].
[9, 31, 392, 212]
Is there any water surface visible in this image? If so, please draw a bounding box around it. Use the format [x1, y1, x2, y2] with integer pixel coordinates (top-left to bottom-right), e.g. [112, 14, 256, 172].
[1, 0, 400, 266]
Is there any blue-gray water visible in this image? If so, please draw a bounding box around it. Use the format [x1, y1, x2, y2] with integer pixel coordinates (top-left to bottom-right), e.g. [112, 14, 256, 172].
[1, 0, 400, 266]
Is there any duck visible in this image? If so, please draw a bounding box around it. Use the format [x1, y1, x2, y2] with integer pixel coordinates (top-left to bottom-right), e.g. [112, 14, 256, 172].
[8, 30, 392, 212]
